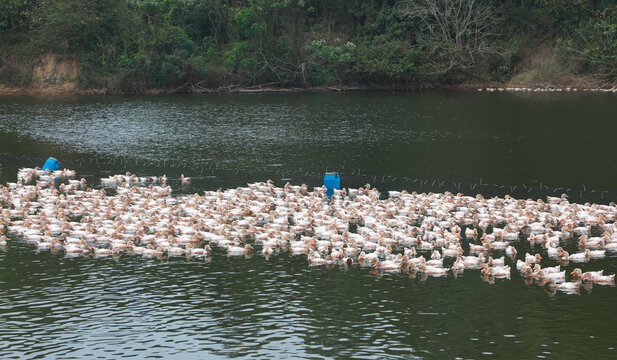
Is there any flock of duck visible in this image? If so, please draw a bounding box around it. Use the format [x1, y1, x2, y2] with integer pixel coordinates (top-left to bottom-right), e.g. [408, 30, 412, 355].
[1, 167, 616, 296]
[479, 87, 617, 93]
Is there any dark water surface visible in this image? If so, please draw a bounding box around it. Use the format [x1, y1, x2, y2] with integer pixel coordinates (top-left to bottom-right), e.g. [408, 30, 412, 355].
[1, 92, 617, 359]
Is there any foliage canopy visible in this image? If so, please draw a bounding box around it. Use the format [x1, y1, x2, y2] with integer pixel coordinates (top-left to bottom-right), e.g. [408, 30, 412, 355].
[2, 0, 617, 90]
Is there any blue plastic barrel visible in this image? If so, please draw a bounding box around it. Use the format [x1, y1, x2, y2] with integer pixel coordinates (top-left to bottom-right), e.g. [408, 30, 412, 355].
[324, 172, 340, 198]
[42, 157, 60, 172]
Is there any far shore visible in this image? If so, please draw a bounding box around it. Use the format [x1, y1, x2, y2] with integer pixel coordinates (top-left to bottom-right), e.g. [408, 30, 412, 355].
[1, 82, 616, 96]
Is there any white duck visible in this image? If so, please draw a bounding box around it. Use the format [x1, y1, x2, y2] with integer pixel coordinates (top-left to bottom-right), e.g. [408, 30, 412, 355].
[525, 253, 542, 264]
[228, 244, 253, 256]
[568, 249, 590, 263]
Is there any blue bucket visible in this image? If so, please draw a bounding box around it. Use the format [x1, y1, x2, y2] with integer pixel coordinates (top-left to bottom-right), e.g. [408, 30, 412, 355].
[42, 157, 60, 172]
[324, 172, 340, 198]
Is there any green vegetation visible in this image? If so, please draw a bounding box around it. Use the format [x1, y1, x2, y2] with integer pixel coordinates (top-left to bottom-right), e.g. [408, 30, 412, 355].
[2, 0, 617, 92]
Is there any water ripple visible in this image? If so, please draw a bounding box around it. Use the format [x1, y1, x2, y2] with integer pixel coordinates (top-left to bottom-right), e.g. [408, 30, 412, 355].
[2, 93, 617, 358]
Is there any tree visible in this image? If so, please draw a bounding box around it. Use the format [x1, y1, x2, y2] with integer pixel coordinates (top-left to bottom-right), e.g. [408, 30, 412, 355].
[0, 0, 31, 31]
[398, 0, 503, 75]
[571, 8, 617, 84]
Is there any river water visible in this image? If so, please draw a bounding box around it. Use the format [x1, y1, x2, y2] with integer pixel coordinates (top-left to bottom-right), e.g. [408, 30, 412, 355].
[1, 92, 616, 359]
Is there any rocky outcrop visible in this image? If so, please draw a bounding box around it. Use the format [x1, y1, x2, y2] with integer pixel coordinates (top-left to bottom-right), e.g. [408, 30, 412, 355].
[0, 54, 88, 95]
[31, 54, 79, 91]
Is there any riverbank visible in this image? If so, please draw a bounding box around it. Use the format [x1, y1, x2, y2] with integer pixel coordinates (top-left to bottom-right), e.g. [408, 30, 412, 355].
[2, 50, 613, 96]
[1, 54, 613, 96]
[4, 82, 617, 96]
[0, 83, 390, 96]
[3, 77, 613, 96]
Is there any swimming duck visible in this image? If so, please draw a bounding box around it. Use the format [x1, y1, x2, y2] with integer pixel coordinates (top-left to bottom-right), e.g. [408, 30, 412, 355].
[465, 228, 478, 240]
[36, 240, 55, 250]
[585, 273, 615, 285]
[421, 265, 450, 277]
[505, 244, 517, 257]
[143, 244, 163, 257]
[487, 256, 505, 267]
[442, 245, 463, 258]
[262, 245, 273, 257]
[556, 248, 569, 262]
[186, 244, 210, 257]
[426, 258, 443, 267]
[93, 247, 116, 257]
[468, 243, 484, 254]
[462, 255, 482, 269]
[403, 247, 418, 258]
[568, 249, 590, 263]
[540, 270, 566, 284]
[544, 278, 580, 294]
[407, 255, 426, 268]
[539, 264, 561, 274]
[577, 235, 604, 249]
[372, 259, 401, 272]
[481, 264, 511, 278]
[490, 240, 510, 250]
[604, 242, 617, 252]
[307, 251, 327, 266]
[588, 250, 606, 259]
[64, 241, 89, 254]
[570, 268, 597, 282]
[525, 253, 542, 264]
[451, 257, 465, 271]
[546, 245, 561, 259]
[165, 243, 186, 256]
[228, 244, 253, 256]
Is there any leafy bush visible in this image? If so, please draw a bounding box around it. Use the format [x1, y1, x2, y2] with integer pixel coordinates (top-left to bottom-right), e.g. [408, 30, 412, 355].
[0, 0, 30, 31]
[0, 53, 33, 87]
[572, 7, 617, 80]
[305, 38, 357, 85]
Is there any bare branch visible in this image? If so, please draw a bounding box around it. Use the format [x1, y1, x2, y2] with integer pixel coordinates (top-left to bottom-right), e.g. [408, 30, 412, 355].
[399, 0, 504, 75]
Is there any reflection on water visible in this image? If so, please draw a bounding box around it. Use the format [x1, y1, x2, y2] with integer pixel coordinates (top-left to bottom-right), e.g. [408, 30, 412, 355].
[1, 92, 617, 359]
[2, 92, 617, 189]
[2, 238, 616, 359]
